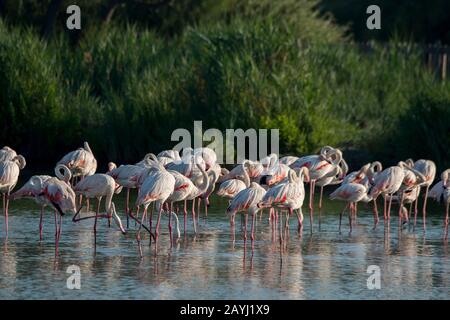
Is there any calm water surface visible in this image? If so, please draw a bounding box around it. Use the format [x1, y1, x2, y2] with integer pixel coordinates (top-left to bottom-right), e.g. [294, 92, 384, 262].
[0, 194, 449, 299]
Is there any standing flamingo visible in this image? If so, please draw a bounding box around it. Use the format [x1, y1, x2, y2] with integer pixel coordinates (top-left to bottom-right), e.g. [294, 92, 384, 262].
[10, 175, 52, 240]
[39, 176, 78, 255]
[330, 183, 373, 233]
[290, 147, 343, 232]
[428, 169, 450, 239]
[71, 173, 126, 246]
[279, 156, 299, 167]
[107, 163, 146, 228]
[368, 165, 405, 223]
[0, 154, 26, 235]
[413, 159, 436, 228]
[135, 164, 175, 255]
[227, 182, 266, 243]
[258, 167, 310, 234]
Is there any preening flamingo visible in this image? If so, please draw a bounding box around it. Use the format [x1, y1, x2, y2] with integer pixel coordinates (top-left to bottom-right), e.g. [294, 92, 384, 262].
[135, 163, 175, 255]
[220, 160, 263, 183]
[368, 165, 405, 223]
[0, 146, 17, 162]
[330, 183, 372, 233]
[38, 176, 78, 255]
[217, 161, 251, 200]
[258, 167, 310, 234]
[72, 173, 126, 246]
[0, 154, 26, 235]
[107, 163, 146, 227]
[183, 163, 215, 234]
[227, 182, 266, 242]
[290, 147, 344, 232]
[279, 156, 299, 167]
[56, 141, 97, 179]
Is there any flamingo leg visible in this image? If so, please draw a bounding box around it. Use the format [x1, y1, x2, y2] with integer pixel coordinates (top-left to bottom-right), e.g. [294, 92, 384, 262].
[387, 194, 393, 222]
[318, 186, 324, 229]
[125, 188, 130, 229]
[136, 206, 147, 258]
[183, 200, 187, 236]
[309, 180, 315, 234]
[372, 199, 379, 229]
[230, 213, 236, 245]
[39, 206, 44, 241]
[383, 196, 387, 221]
[191, 199, 197, 234]
[348, 203, 353, 234]
[413, 187, 421, 229]
[197, 198, 201, 220]
[296, 208, 303, 235]
[243, 214, 248, 241]
[204, 197, 208, 217]
[444, 202, 449, 240]
[422, 185, 430, 230]
[155, 204, 163, 248]
[251, 213, 256, 251]
[94, 198, 101, 247]
[169, 202, 173, 247]
[5, 192, 10, 236]
[339, 203, 348, 233]
[398, 192, 405, 229]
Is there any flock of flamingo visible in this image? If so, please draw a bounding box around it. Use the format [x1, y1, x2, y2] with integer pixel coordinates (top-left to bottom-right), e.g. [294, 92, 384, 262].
[0, 142, 449, 257]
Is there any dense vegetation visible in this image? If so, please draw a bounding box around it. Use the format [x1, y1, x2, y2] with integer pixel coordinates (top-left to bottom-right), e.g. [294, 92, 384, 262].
[0, 0, 449, 172]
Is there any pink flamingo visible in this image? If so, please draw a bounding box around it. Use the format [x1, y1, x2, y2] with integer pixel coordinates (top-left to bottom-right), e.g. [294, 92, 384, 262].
[227, 182, 266, 243]
[182, 163, 214, 234]
[219, 160, 263, 183]
[135, 164, 175, 256]
[39, 176, 78, 255]
[279, 156, 299, 167]
[0, 154, 26, 235]
[368, 165, 405, 223]
[428, 169, 450, 238]
[217, 161, 251, 200]
[200, 163, 224, 216]
[290, 147, 342, 232]
[10, 174, 52, 240]
[56, 141, 97, 179]
[0, 146, 17, 162]
[71, 173, 126, 245]
[107, 163, 146, 228]
[261, 163, 291, 187]
[413, 159, 437, 227]
[330, 183, 373, 233]
[258, 167, 310, 234]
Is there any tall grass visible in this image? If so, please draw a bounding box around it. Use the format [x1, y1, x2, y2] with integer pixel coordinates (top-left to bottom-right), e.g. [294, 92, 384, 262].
[0, 16, 449, 171]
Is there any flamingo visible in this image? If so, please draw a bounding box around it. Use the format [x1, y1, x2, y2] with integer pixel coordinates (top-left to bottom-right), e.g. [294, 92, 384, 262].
[182, 163, 215, 234]
[260, 153, 278, 173]
[290, 147, 343, 232]
[10, 174, 52, 240]
[428, 169, 450, 238]
[279, 156, 299, 167]
[220, 160, 263, 183]
[258, 167, 310, 234]
[413, 159, 437, 227]
[157, 150, 181, 162]
[0, 154, 26, 235]
[107, 163, 146, 227]
[0, 146, 17, 162]
[71, 173, 126, 246]
[200, 163, 223, 215]
[217, 161, 251, 200]
[135, 163, 175, 255]
[56, 141, 97, 179]
[368, 165, 405, 223]
[227, 182, 266, 243]
[38, 176, 79, 255]
[330, 183, 373, 233]
[260, 163, 291, 187]
[194, 147, 217, 171]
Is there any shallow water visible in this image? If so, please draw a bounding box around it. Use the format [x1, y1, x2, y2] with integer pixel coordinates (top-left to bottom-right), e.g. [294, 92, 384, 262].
[0, 194, 449, 300]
